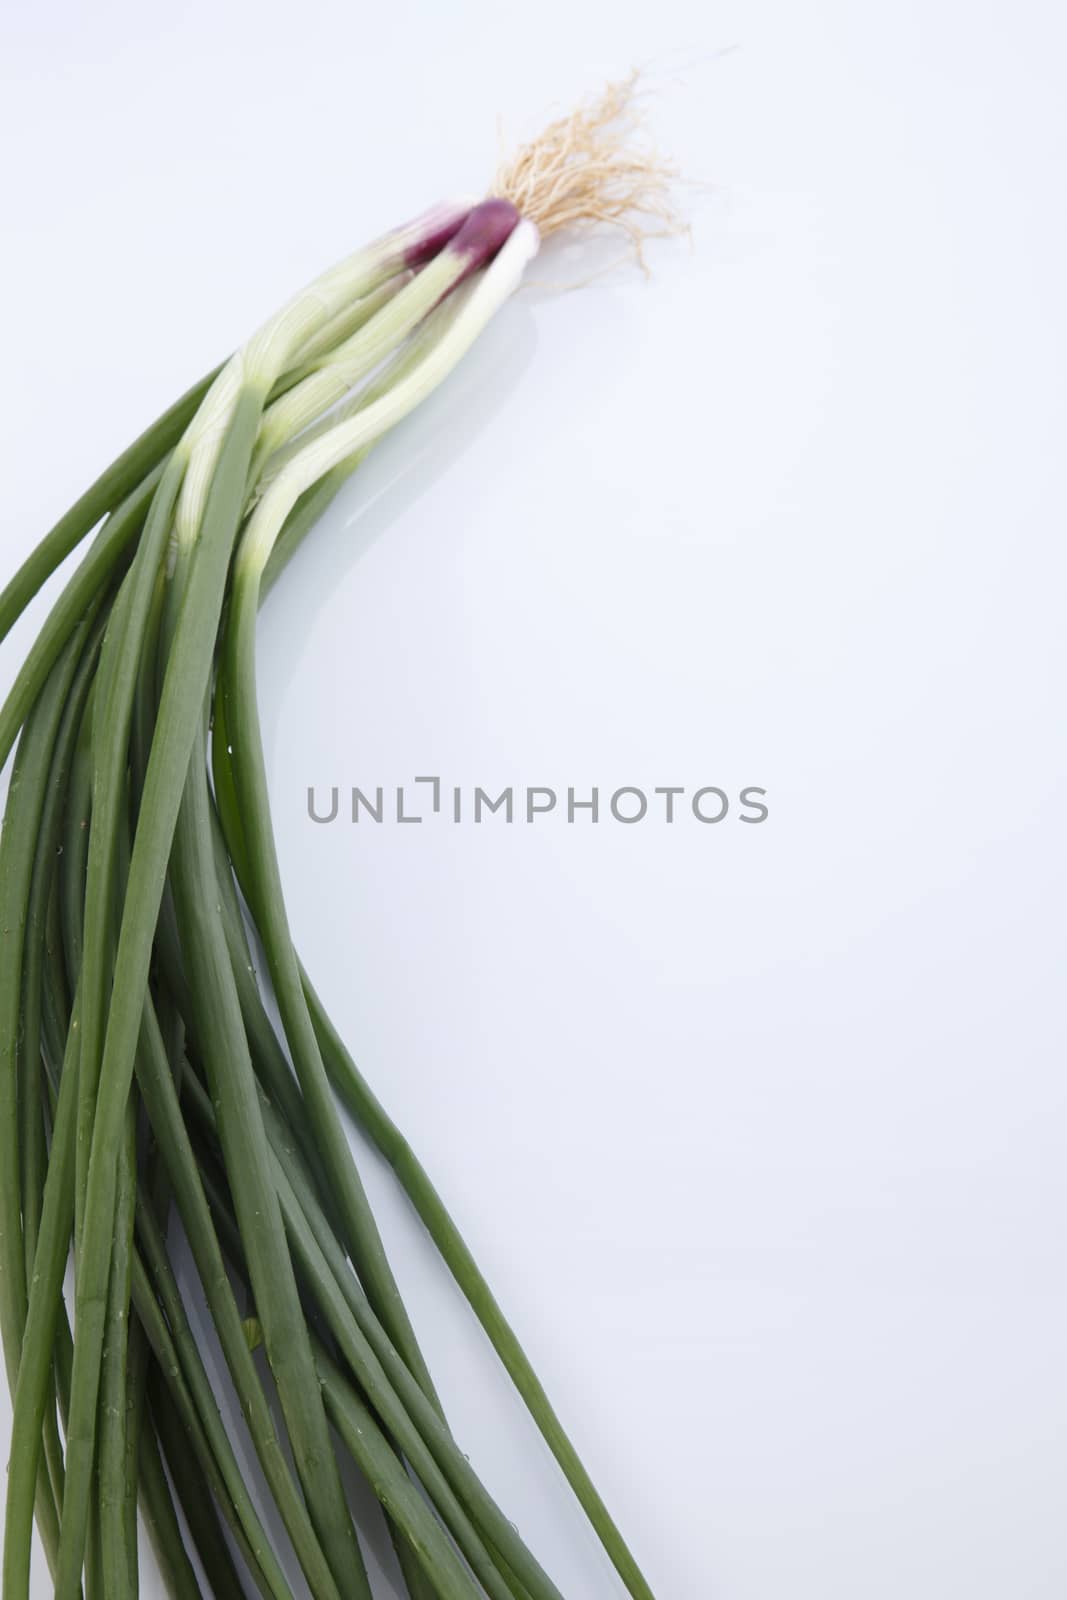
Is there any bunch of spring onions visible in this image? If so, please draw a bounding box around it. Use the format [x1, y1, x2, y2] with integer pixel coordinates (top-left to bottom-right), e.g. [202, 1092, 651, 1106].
[0, 80, 674, 1600]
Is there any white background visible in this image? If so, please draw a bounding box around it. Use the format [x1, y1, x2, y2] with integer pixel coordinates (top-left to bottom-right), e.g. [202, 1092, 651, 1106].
[3, 1, 1067, 1596]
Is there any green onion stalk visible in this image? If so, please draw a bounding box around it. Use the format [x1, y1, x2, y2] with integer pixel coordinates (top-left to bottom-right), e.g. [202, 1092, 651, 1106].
[0, 77, 674, 1600]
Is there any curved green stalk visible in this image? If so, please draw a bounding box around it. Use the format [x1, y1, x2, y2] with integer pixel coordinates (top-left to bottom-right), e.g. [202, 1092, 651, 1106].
[0, 467, 161, 778]
[98, 1106, 137, 1600]
[146, 1372, 248, 1600]
[76, 455, 184, 1236]
[136, 1405, 207, 1600]
[55, 385, 264, 1600]
[271, 1155, 548, 1600]
[317, 1354, 484, 1600]
[0, 370, 217, 650]
[311, 976, 658, 1600]
[2, 991, 80, 1600]
[58, 695, 93, 986]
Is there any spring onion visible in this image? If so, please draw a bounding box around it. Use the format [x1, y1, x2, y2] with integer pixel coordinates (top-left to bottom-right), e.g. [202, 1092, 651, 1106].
[0, 77, 676, 1600]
